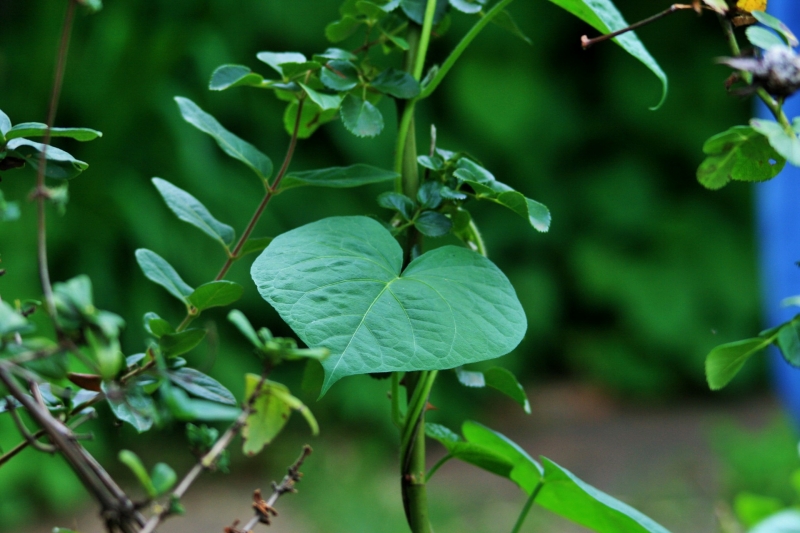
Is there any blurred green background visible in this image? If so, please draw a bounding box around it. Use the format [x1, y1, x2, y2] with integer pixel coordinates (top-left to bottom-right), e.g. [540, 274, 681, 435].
[0, 0, 782, 531]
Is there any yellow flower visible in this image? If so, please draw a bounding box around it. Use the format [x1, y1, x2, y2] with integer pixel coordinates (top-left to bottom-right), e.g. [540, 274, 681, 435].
[736, 0, 767, 13]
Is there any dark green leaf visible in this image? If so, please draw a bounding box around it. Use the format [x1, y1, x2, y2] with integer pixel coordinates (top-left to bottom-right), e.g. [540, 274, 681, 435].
[751, 118, 800, 167]
[5, 123, 102, 142]
[746, 26, 785, 49]
[152, 178, 235, 246]
[705, 337, 773, 390]
[165, 386, 241, 422]
[401, 0, 448, 24]
[251, 216, 527, 395]
[299, 82, 343, 111]
[279, 62, 322, 79]
[187, 281, 243, 311]
[150, 463, 177, 496]
[103, 382, 156, 433]
[697, 126, 785, 189]
[777, 321, 800, 366]
[5, 138, 88, 180]
[174, 97, 273, 180]
[144, 312, 174, 337]
[415, 210, 452, 237]
[135, 249, 194, 302]
[118, 450, 157, 497]
[491, 9, 532, 44]
[371, 69, 420, 99]
[159, 329, 207, 358]
[417, 155, 444, 171]
[384, 31, 410, 50]
[320, 60, 360, 91]
[547, 0, 667, 109]
[239, 237, 273, 258]
[325, 16, 362, 42]
[417, 181, 443, 209]
[340, 95, 384, 137]
[449, 0, 486, 14]
[256, 52, 308, 76]
[280, 164, 398, 191]
[228, 310, 261, 347]
[283, 99, 338, 139]
[378, 191, 415, 219]
[168, 367, 237, 405]
[209, 64, 266, 91]
[752, 11, 798, 47]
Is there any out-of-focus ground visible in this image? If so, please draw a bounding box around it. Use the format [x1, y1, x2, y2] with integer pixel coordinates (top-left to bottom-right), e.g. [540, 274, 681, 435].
[22, 383, 787, 533]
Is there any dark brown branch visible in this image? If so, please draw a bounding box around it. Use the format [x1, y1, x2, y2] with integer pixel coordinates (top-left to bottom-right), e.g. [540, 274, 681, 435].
[581, 4, 696, 49]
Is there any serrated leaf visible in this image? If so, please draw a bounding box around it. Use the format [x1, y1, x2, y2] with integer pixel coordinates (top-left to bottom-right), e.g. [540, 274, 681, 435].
[5, 138, 88, 180]
[152, 178, 235, 246]
[103, 382, 156, 433]
[135, 249, 194, 302]
[752, 11, 798, 47]
[697, 126, 785, 189]
[415, 210, 452, 237]
[746, 26, 785, 49]
[751, 118, 800, 167]
[279, 164, 398, 192]
[340, 95, 384, 137]
[320, 60, 360, 91]
[169, 367, 237, 405]
[454, 158, 550, 232]
[187, 281, 243, 311]
[209, 64, 266, 91]
[378, 191, 416, 219]
[251, 216, 527, 395]
[159, 329, 207, 358]
[371, 69, 420, 99]
[549, 0, 667, 109]
[299, 83, 343, 111]
[175, 97, 273, 180]
[256, 52, 308, 76]
[705, 337, 773, 390]
[165, 386, 241, 421]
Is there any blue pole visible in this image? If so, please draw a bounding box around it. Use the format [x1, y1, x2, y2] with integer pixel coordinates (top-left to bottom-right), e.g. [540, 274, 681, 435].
[755, 2, 800, 424]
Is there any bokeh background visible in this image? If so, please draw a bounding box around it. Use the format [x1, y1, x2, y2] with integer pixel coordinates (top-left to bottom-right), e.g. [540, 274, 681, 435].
[1, 1, 798, 532]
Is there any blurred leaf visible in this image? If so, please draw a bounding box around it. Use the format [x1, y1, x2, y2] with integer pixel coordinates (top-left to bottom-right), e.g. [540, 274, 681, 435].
[228, 310, 261, 347]
[209, 64, 266, 91]
[746, 510, 800, 533]
[5, 138, 88, 180]
[491, 9, 532, 44]
[734, 492, 784, 527]
[751, 118, 800, 167]
[340, 95, 384, 137]
[0, 190, 20, 222]
[4, 123, 101, 142]
[144, 312, 175, 338]
[135, 249, 194, 302]
[118, 450, 157, 498]
[484, 367, 531, 414]
[0, 300, 29, 336]
[706, 337, 773, 390]
[702, 0, 728, 14]
[299, 83, 343, 111]
[371, 69, 420, 99]
[150, 463, 177, 496]
[238, 237, 273, 258]
[320, 60, 360, 91]
[103, 382, 156, 433]
[152, 178, 235, 247]
[417, 181, 443, 209]
[547, 0, 668, 109]
[746, 26, 785, 49]
[256, 52, 308, 76]
[697, 126, 785, 189]
[313, 48, 358, 61]
[168, 367, 237, 405]
[401, 0, 448, 24]
[0, 109, 11, 138]
[165, 386, 241, 421]
[251, 216, 527, 395]
[188, 281, 243, 311]
[414, 210, 452, 237]
[76, 0, 102, 12]
[777, 320, 800, 366]
[455, 367, 485, 387]
[378, 191, 416, 219]
[159, 328, 207, 358]
[325, 15, 362, 42]
[175, 97, 273, 181]
[449, 0, 487, 14]
[283, 99, 338, 139]
[280, 164, 398, 192]
[752, 11, 798, 46]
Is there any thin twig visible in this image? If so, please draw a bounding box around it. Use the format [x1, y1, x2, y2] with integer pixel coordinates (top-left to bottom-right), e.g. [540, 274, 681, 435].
[6, 399, 57, 453]
[581, 4, 696, 49]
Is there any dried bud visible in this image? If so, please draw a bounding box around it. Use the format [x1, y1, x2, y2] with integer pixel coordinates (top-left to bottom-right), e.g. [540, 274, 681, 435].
[719, 46, 800, 98]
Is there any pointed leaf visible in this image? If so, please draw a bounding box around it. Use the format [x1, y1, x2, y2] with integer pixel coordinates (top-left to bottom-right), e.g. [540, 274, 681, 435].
[705, 337, 773, 390]
[697, 126, 785, 189]
[228, 309, 262, 348]
[484, 367, 531, 414]
[5, 138, 88, 179]
[209, 64, 266, 91]
[491, 9, 533, 44]
[5, 123, 101, 142]
[279, 164, 398, 191]
[549, 0, 668, 109]
[152, 178, 235, 246]
[0, 109, 10, 138]
[118, 450, 157, 497]
[371, 68, 420, 99]
[340, 95, 384, 137]
[159, 328, 207, 358]
[175, 97, 273, 180]
[187, 281, 243, 311]
[168, 367, 237, 405]
[251, 216, 527, 395]
[256, 52, 308, 76]
[165, 386, 240, 421]
[135, 249, 194, 302]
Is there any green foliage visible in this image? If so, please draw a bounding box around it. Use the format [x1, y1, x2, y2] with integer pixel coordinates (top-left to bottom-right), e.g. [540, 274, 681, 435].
[697, 126, 785, 189]
[152, 178, 236, 248]
[751, 118, 800, 167]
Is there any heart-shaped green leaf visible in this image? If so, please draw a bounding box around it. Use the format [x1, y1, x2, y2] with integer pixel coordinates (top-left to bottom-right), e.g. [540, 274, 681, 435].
[251, 216, 527, 395]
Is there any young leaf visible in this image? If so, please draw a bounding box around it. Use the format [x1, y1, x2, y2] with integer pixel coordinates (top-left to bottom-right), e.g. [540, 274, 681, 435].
[5, 138, 88, 180]
[414, 210, 452, 237]
[168, 367, 237, 405]
[4, 123, 102, 142]
[279, 164, 398, 191]
[299, 83, 343, 111]
[135, 249, 194, 302]
[256, 52, 308, 76]
[228, 309, 262, 347]
[209, 64, 266, 91]
[150, 463, 177, 496]
[378, 192, 416, 219]
[152, 178, 235, 246]
[320, 60, 360, 91]
[187, 281, 244, 311]
[697, 126, 785, 189]
[174, 97, 273, 180]
[752, 11, 799, 47]
[118, 450, 157, 498]
[159, 328, 207, 358]
[777, 321, 800, 366]
[370, 68, 421, 99]
[705, 337, 774, 390]
[251, 216, 527, 395]
[340, 95, 384, 137]
[751, 118, 800, 166]
[165, 386, 241, 421]
[103, 382, 156, 433]
[746, 26, 785, 49]
[484, 367, 531, 414]
[548, 0, 668, 109]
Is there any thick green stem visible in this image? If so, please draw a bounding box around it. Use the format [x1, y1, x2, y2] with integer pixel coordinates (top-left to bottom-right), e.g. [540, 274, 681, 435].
[510, 481, 544, 533]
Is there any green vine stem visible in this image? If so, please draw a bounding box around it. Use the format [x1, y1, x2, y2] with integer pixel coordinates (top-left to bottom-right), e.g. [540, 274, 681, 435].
[425, 453, 452, 482]
[510, 480, 544, 533]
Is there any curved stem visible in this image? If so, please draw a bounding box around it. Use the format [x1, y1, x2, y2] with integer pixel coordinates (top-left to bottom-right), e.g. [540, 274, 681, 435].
[425, 453, 452, 482]
[510, 481, 544, 533]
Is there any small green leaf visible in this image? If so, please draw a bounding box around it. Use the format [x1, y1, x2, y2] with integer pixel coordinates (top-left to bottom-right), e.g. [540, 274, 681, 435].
[449, 0, 487, 14]
[746, 26, 786, 49]
[159, 329, 207, 358]
[135, 249, 194, 303]
[378, 191, 415, 219]
[175, 97, 273, 180]
[325, 16, 362, 42]
[283, 99, 338, 139]
[313, 48, 358, 62]
[103, 382, 156, 433]
[751, 118, 800, 167]
[279, 61, 322, 79]
[118, 450, 157, 498]
[320, 60, 360, 91]
[165, 386, 241, 422]
[168, 367, 237, 405]
[705, 337, 773, 390]
[0, 300, 30, 337]
[777, 320, 800, 367]
[5, 139, 88, 180]
[484, 367, 531, 414]
[280, 164, 398, 191]
[150, 463, 177, 496]
[0, 109, 11, 138]
[752, 11, 798, 47]
[417, 155, 444, 171]
[371, 69, 420, 99]
[256, 52, 308, 76]
[228, 310, 261, 347]
[299, 83, 343, 111]
[401, 0, 448, 24]
[152, 178, 235, 246]
[340, 95, 384, 138]
[491, 9, 532, 44]
[697, 126, 785, 189]
[4, 123, 102, 142]
[144, 312, 175, 337]
[426, 422, 461, 443]
[187, 281, 243, 311]
[209, 64, 266, 91]
[238, 237, 273, 258]
[415, 210, 452, 237]
[417, 181, 442, 209]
